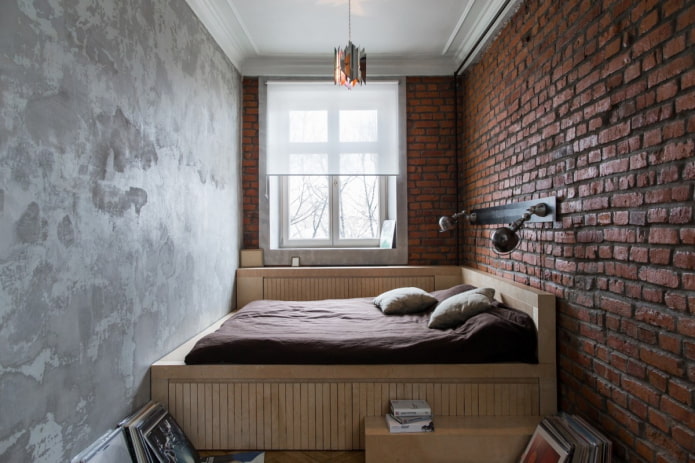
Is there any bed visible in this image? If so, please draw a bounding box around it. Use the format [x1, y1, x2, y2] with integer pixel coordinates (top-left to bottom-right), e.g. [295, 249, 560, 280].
[151, 266, 556, 451]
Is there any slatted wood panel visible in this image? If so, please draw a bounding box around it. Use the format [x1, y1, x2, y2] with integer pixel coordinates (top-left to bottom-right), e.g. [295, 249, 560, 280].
[263, 276, 437, 301]
[166, 379, 540, 450]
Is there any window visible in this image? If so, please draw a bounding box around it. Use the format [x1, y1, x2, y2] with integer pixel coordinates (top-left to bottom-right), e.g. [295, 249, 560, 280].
[260, 79, 406, 266]
[282, 174, 386, 247]
[279, 105, 387, 247]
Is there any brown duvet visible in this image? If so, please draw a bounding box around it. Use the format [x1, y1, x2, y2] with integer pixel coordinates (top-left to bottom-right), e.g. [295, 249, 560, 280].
[185, 285, 538, 365]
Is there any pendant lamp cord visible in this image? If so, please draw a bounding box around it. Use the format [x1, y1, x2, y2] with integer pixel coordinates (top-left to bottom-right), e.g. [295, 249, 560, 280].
[348, 0, 352, 42]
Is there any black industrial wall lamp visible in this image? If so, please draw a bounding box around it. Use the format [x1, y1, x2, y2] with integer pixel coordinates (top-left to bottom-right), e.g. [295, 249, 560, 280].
[438, 196, 557, 254]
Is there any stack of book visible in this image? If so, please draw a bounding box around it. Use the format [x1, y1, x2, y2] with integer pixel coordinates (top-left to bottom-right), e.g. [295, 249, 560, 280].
[385, 399, 434, 433]
[520, 413, 612, 463]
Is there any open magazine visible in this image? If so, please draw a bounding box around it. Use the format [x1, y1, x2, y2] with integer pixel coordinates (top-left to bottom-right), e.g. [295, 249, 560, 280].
[142, 405, 262, 463]
[71, 427, 132, 463]
[73, 401, 263, 463]
[520, 414, 611, 463]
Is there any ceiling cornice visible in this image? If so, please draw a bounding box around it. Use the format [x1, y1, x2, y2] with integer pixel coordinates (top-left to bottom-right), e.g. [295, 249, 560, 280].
[241, 55, 459, 78]
[185, 0, 521, 77]
[185, 0, 254, 69]
[455, 0, 522, 71]
[442, 0, 476, 56]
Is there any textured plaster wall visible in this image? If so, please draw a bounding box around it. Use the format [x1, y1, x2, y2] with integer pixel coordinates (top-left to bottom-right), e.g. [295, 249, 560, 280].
[0, 1, 241, 461]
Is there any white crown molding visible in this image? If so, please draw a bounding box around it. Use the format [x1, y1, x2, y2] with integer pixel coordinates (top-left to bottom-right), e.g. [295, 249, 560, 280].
[185, 0, 255, 69]
[442, 0, 475, 56]
[241, 55, 459, 77]
[185, 0, 520, 77]
[455, 0, 522, 71]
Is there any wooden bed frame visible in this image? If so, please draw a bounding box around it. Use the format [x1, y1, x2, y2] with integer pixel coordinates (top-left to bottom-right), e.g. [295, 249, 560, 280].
[151, 266, 556, 451]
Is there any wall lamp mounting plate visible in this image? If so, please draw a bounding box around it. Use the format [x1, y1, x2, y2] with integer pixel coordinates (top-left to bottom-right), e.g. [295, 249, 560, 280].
[469, 196, 556, 225]
[438, 196, 557, 254]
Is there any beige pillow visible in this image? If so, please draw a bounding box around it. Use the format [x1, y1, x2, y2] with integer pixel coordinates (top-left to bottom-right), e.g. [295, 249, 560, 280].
[428, 287, 495, 329]
[373, 287, 438, 314]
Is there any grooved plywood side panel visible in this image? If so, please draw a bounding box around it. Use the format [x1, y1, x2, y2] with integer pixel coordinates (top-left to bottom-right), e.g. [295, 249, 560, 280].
[263, 276, 436, 301]
[166, 379, 540, 450]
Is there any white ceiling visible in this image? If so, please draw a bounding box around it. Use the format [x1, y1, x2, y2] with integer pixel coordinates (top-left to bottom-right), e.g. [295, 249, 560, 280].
[185, 0, 521, 76]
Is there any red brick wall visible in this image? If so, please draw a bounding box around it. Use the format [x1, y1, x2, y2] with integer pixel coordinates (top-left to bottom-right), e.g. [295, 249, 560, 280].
[242, 77, 259, 249]
[241, 76, 459, 264]
[461, 1, 694, 461]
[406, 77, 459, 264]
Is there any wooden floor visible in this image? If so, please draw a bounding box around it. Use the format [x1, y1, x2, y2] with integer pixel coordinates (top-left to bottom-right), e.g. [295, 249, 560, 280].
[201, 451, 365, 463]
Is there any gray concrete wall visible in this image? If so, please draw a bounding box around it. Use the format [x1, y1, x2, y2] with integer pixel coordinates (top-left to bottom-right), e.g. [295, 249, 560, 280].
[0, 1, 241, 461]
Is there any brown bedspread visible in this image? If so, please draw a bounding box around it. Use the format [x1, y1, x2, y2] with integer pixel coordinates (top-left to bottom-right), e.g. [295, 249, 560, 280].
[185, 289, 538, 365]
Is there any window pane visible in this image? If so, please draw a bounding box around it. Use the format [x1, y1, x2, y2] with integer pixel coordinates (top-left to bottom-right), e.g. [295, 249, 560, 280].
[289, 153, 327, 174]
[290, 111, 327, 142]
[287, 176, 330, 240]
[340, 152, 377, 175]
[340, 110, 378, 142]
[339, 176, 380, 239]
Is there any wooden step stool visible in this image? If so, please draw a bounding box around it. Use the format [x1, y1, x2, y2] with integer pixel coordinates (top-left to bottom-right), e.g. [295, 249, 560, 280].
[364, 415, 541, 463]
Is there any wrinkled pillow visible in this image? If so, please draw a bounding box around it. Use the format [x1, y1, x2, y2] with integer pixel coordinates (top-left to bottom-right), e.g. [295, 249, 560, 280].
[373, 287, 438, 315]
[428, 287, 495, 329]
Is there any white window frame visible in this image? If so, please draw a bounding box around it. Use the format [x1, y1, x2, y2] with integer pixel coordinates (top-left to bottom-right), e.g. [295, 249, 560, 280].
[280, 175, 387, 248]
[259, 77, 407, 266]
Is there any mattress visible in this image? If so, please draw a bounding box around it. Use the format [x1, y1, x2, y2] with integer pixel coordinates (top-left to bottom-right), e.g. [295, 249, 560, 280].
[185, 285, 538, 365]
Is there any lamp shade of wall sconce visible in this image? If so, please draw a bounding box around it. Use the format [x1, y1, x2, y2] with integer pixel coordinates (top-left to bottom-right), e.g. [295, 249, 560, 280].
[490, 227, 520, 254]
[438, 211, 478, 232]
[438, 197, 556, 254]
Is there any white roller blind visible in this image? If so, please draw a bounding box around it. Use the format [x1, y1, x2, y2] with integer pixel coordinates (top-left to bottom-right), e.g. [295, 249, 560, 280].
[266, 81, 399, 176]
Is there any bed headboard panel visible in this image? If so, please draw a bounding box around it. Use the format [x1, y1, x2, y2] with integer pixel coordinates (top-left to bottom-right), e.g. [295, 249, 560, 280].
[459, 266, 556, 367]
[236, 266, 463, 308]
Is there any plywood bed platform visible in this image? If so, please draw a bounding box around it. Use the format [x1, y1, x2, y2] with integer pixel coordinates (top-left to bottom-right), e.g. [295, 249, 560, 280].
[151, 266, 556, 451]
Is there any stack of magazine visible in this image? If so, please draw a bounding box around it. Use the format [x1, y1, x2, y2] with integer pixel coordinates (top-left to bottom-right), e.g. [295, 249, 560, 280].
[520, 413, 612, 463]
[385, 399, 434, 433]
[72, 401, 264, 463]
